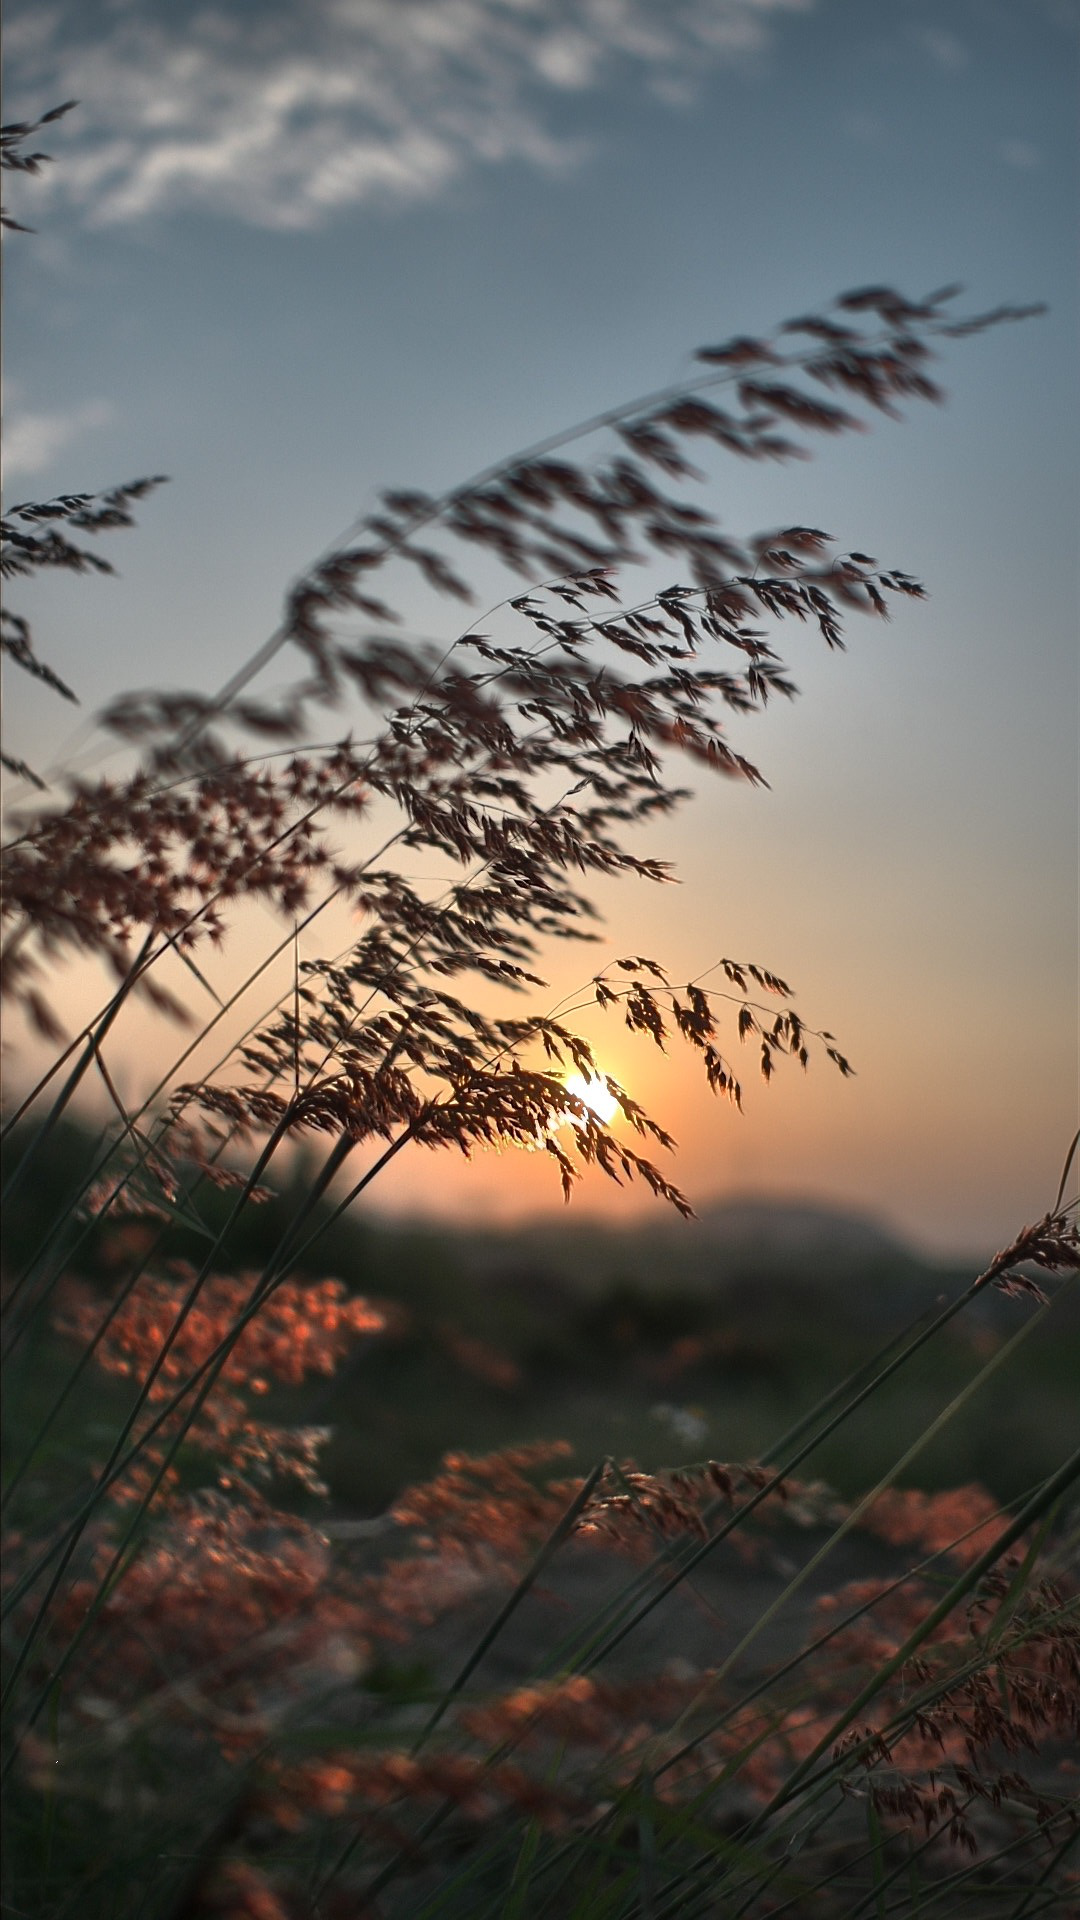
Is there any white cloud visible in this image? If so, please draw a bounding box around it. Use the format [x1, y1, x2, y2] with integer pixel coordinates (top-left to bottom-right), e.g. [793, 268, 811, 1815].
[2, 396, 113, 481]
[5, 0, 813, 231]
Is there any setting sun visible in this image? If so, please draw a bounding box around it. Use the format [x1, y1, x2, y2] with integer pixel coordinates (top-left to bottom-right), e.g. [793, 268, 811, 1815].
[563, 1072, 620, 1125]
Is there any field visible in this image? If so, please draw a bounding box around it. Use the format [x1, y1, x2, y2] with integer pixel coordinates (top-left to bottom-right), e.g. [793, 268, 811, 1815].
[4, 1116, 1078, 1916]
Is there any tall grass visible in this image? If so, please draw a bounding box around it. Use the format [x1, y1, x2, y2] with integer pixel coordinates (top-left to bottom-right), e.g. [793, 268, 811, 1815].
[2, 104, 1077, 1918]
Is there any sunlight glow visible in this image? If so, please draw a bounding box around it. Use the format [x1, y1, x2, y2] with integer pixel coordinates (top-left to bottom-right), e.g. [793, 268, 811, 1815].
[563, 1072, 620, 1125]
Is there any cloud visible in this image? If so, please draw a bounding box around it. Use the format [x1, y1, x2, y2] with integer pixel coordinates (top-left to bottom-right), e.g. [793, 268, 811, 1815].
[2, 396, 114, 481]
[5, 0, 813, 231]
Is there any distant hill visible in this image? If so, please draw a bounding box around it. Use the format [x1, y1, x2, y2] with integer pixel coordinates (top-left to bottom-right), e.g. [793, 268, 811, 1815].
[694, 1196, 920, 1269]
[367, 1194, 975, 1332]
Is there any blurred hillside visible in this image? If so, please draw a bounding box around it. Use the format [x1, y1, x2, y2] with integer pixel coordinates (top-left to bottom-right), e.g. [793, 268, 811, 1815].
[430, 1195, 958, 1325]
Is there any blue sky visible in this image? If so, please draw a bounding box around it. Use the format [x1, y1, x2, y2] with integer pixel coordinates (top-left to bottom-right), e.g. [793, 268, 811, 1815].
[3, 0, 1077, 1254]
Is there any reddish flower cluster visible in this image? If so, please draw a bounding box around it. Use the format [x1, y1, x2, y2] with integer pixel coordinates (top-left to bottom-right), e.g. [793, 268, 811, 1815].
[49, 1495, 370, 1749]
[268, 1748, 587, 1836]
[59, 1267, 383, 1391]
[390, 1443, 580, 1567]
[863, 1483, 1007, 1566]
[56, 1269, 383, 1498]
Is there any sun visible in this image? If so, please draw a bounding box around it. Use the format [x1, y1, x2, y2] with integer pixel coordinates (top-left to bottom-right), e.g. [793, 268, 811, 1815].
[563, 1072, 620, 1125]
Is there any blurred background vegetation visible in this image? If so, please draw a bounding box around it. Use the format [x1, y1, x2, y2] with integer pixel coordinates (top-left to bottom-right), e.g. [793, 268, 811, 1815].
[5, 1119, 1076, 1523]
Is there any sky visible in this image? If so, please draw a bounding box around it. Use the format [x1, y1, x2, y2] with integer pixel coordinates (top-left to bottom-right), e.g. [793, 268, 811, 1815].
[3, 0, 1077, 1258]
